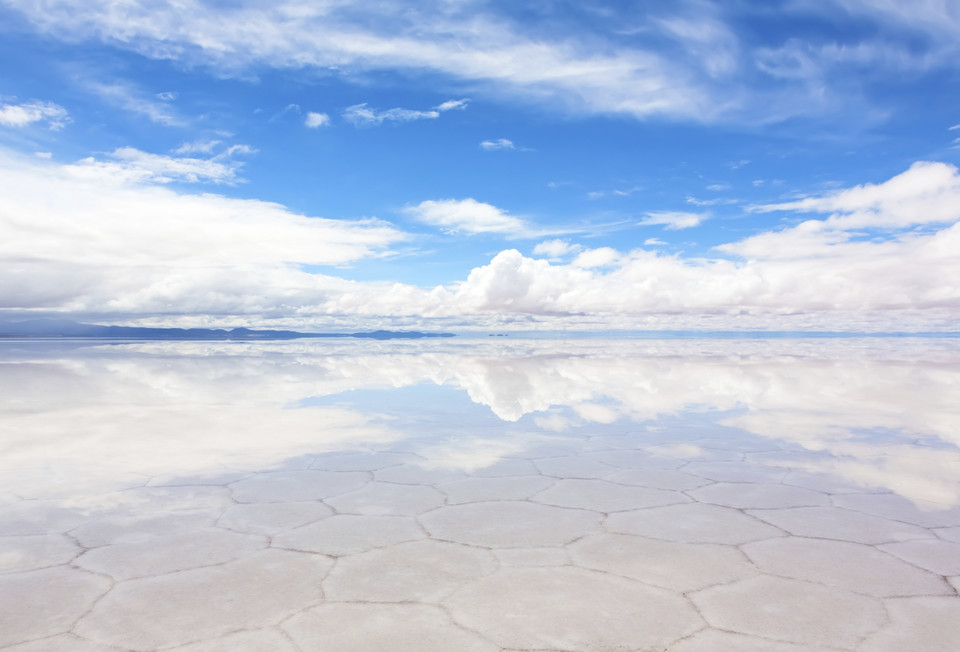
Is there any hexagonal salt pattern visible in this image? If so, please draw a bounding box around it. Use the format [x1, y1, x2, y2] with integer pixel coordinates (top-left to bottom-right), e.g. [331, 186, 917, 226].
[420, 500, 603, 548]
[568, 532, 758, 592]
[283, 602, 498, 651]
[861, 597, 960, 652]
[6, 358, 960, 652]
[444, 566, 702, 650]
[0, 534, 80, 573]
[74, 549, 332, 650]
[606, 502, 783, 544]
[323, 539, 497, 603]
[741, 537, 952, 597]
[690, 575, 887, 649]
[0, 567, 111, 648]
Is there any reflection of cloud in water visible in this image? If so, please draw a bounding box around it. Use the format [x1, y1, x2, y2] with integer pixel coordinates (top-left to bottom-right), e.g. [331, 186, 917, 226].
[0, 338, 958, 505]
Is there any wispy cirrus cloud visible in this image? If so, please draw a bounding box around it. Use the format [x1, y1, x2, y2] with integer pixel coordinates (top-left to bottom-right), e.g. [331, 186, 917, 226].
[6, 0, 960, 127]
[639, 210, 707, 230]
[86, 79, 185, 126]
[0, 99, 70, 130]
[1, 1, 717, 122]
[172, 139, 222, 155]
[66, 144, 255, 185]
[342, 98, 468, 127]
[479, 138, 515, 151]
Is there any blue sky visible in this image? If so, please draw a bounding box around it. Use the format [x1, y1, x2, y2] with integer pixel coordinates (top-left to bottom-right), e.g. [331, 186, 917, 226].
[1, 0, 959, 331]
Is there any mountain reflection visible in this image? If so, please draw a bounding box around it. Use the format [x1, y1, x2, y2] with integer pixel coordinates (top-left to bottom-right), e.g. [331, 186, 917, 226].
[0, 338, 958, 506]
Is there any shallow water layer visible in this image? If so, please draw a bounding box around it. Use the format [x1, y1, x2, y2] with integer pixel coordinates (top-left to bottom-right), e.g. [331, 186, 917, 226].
[1, 337, 959, 651]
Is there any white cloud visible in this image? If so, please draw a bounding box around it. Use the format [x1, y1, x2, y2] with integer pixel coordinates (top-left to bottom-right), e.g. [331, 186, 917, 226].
[3, 155, 958, 331]
[706, 183, 730, 191]
[3, 0, 718, 122]
[533, 239, 582, 259]
[0, 147, 407, 316]
[342, 103, 440, 126]
[305, 111, 331, 128]
[66, 145, 254, 185]
[34, 151, 53, 159]
[7, 0, 960, 127]
[480, 138, 515, 151]
[0, 100, 69, 130]
[639, 210, 707, 230]
[173, 139, 222, 155]
[87, 80, 185, 126]
[572, 247, 620, 268]
[156, 91, 178, 101]
[405, 198, 528, 236]
[950, 124, 960, 131]
[644, 238, 666, 245]
[749, 161, 960, 230]
[436, 98, 469, 111]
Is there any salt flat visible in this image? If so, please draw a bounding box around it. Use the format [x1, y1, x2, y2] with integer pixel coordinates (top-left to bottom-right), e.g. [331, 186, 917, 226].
[1, 337, 958, 651]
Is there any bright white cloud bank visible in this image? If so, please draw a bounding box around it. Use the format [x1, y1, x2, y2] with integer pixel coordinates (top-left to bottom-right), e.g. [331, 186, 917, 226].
[2, 152, 958, 330]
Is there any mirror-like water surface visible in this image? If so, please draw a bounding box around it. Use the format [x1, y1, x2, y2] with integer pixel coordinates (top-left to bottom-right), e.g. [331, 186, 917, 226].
[2, 338, 959, 650]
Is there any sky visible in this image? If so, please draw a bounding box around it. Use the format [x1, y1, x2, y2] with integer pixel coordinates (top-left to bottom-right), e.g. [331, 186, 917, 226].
[1, 0, 959, 332]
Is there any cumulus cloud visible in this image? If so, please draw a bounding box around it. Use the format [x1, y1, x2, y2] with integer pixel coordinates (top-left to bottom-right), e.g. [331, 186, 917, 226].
[2, 155, 958, 331]
[0, 99, 69, 130]
[0, 147, 407, 316]
[480, 138, 515, 151]
[405, 198, 529, 236]
[572, 247, 620, 268]
[305, 111, 331, 128]
[533, 239, 582, 259]
[639, 210, 707, 230]
[749, 161, 960, 230]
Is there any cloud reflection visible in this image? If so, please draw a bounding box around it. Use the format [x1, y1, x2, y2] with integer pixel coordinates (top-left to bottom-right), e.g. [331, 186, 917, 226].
[0, 338, 958, 505]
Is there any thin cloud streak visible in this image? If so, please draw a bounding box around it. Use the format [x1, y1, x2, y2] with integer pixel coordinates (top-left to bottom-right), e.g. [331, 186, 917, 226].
[639, 211, 707, 230]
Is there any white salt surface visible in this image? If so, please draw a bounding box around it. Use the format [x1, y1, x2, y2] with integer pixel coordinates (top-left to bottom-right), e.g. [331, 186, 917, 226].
[1, 337, 959, 650]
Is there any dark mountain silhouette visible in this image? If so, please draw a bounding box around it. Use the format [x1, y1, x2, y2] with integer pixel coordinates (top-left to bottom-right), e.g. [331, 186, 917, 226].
[0, 319, 454, 341]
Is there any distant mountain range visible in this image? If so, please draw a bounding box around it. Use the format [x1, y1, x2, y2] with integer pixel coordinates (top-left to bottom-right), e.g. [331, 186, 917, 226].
[0, 319, 455, 341]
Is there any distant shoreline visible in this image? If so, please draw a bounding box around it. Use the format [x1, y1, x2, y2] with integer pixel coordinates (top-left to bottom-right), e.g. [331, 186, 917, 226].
[0, 320, 456, 341]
